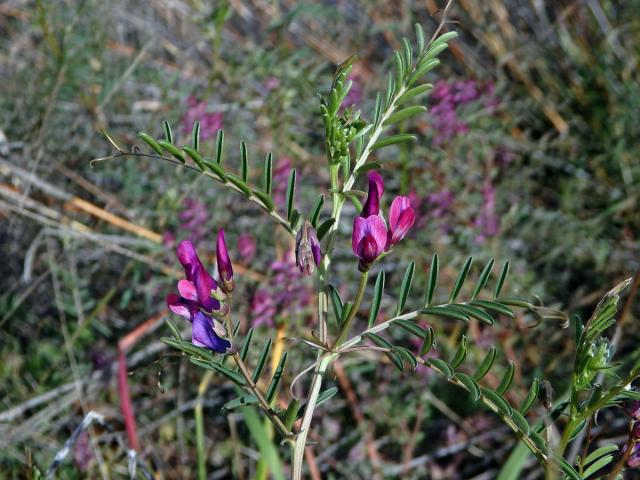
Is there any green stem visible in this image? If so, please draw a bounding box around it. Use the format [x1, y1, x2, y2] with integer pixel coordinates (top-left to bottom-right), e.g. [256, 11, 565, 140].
[333, 271, 370, 347]
[232, 353, 291, 439]
[291, 353, 337, 480]
[195, 370, 214, 480]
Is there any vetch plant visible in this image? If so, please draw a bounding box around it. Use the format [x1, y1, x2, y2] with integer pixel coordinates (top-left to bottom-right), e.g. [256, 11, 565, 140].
[96, 21, 638, 480]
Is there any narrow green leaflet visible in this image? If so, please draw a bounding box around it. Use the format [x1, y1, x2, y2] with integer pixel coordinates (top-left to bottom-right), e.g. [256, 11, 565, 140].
[163, 120, 173, 143]
[420, 325, 434, 356]
[158, 140, 185, 163]
[226, 173, 252, 196]
[240, 141, 249, 181]
[215, 129, 224, 164]
[286, 169, 296, 221]
[583, 445, 618, 467]
[138, 132, 163, 155]
[456, 372, 481, 401]
[471, 258, 495, 299]
[383, 106, 427, 126]
[191, 121, 200, 150]
[519, 378, 539, 414]
[252, 189, 274, 212]
[473, 346, 497, 380]
[429, 358, 454, 379]
[240, 328, 254, 361]
[496, 361, 515, 395]
[482, 388, 513, 418]
[223, 395, 259, 410]
[494, 261, 510, 298]
[263, 152, 273, 195]
[450, 335, 468, 368]
[372, 134, 416, 150]
[328, 284, 344, 326]
[316, 218, 335, 241]
[396, 261, 415, 315]
[449, 257, 473, 303]
[368, 270, 385, 327]
[421, 306, 470, 322]
[252, 338, 272, 383]
[424, 253, 439, 307]
[392, 318, 426, 338]
[266, 352, 288, 404]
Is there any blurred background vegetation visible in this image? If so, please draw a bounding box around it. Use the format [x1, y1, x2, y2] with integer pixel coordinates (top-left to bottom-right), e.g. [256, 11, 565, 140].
[0, 0, 638, 478]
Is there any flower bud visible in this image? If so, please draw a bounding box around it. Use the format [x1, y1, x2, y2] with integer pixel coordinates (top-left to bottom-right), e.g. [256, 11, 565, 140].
[216, 229, 234, 293]
[295, 221, 322, 275]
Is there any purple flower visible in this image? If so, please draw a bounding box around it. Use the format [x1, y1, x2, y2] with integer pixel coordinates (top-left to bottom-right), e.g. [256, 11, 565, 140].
[352, 173, 416, 268]
[386, 196, 416, 249]
[191, 311, 232, 353]
[251, 288, 276, 328]
[342, 73, 363, 110]
[630, 401, 640, 420]
[361, 171, 384, 218]
[168, 240, 232, 354]
[181, 96, 223, 141]
[474, 182, 500, 243]
[352, 215, 387, 270]
[249, 253, 313, 328]
[295, 221, 322, 276]
[238, 233, 257, 263]
[216, 229, 234, 292]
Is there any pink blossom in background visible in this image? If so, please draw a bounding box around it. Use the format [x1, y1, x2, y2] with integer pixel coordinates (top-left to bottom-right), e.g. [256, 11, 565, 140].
[474, 182, 500, 243]
[73, 431, 94, 472]
[264, 76, 280, 91]
[251, 288, 276, 328]
[181, 96, 223, 140]
[426, 189, 455, 219]
[342, 73, 363, 110]
[237, 233, 257, 264]
[429, 79, 498, 146]
[249, 251, 313, 328]
[272, 157, 293, 207]
[163, 197, 210, 249]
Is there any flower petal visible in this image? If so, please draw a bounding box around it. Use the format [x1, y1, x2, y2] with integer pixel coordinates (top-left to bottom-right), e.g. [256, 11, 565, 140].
[177, 280, 198, 301]
[216, 228, 234, 287]
[191, 312, 232, 353]
[389, 196, 412, 231]
[390, 208, 416, 245]
[176, 240, 199, 280]
[352, 216, 366, 255]
[361, 171, 385, 217]
[193, 264, 220, 312]
[167, 294, 198, 320]
[365, 215, 388, 253]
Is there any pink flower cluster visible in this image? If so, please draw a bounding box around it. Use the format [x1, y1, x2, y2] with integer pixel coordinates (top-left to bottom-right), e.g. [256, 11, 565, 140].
[351, 172, 415, 270]
[181, 96, 223, 140]
[250, 252, 313, 328]
[429, 79, 497, 146]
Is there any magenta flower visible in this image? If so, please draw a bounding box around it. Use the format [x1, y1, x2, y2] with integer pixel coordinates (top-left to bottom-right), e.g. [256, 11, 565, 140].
[174, 240, 220, 312]
[191, 311, 232, 353]
[181, 96, 223, 141]
[167, 240, 231, 354]
[386, 196, 416, 249]
[352, 215, 387, 270]
[295, 221, 322, 276]
[361, 171, 384, 218]
[216, 229, 234, 292]
[238, 233, 257, 263]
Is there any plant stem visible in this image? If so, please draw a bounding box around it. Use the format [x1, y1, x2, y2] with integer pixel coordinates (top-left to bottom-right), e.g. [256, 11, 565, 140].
[232, 353, 291, 439]
[195, 370, 214, 480]
[291, 353, 336, 480]
[334, 271, 370, 347]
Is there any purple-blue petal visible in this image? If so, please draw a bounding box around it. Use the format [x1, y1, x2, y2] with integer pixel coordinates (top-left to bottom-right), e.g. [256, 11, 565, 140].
[191, 312, 232, 353]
